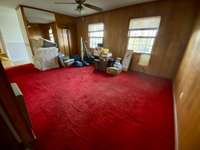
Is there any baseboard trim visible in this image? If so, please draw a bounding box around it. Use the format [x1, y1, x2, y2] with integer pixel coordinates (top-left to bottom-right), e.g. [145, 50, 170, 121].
[173, 83, 179, 150]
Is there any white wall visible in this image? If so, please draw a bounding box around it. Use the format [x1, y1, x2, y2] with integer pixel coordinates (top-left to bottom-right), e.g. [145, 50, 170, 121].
[16, 7, 33, 62]
[0, 6, 31, 64]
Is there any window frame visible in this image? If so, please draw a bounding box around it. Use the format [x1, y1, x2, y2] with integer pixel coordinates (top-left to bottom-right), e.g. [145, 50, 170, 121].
[127, 16, 161, 54]
[88, 23, 104, 49]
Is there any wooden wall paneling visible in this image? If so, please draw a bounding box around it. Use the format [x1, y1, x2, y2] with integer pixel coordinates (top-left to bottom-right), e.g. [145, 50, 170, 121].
[39, 24, 51, 40]
[158, 1, 196, 78]
[174, 9, 200, 150]
[76, 0, 197, 79]
[28, 23, 55, 41]
[28, 24, 43, 39]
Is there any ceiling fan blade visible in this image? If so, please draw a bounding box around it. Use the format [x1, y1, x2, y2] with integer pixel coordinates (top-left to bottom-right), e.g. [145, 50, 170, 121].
[83, 3, 103, 11]
[55, 2, 77, 4]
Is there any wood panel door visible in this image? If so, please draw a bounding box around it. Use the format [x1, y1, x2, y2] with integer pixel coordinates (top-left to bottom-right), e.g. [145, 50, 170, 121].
[60, 28, 72, 56]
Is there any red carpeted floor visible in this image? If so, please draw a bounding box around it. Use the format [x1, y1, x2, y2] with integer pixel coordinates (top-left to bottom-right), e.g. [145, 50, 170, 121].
[6, 64, 174, 150]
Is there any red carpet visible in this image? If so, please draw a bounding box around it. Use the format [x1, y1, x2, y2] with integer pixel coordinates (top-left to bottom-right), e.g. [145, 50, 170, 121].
[6, 64, 174, 150]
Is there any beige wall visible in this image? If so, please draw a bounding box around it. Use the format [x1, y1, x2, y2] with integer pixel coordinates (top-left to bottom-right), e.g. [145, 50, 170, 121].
[76, 0, 197, 79]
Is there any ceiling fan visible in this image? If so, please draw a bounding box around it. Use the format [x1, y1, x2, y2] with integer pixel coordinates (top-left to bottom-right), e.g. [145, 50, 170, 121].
[55, 0, 103, 12]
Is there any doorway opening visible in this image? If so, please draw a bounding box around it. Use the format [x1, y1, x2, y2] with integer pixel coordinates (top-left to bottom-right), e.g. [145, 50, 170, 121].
[60, 28, 72, 56]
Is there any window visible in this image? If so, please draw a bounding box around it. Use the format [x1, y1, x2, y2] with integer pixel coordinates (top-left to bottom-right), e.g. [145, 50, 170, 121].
[127, 16, 161, 54]
[49, 27, 55, 42]
[88, 23, 104, 48]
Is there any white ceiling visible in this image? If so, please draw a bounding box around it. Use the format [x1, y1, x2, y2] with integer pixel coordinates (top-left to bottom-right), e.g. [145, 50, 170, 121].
[24, 8, 55, 24]
[0, 0, 156, 17]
